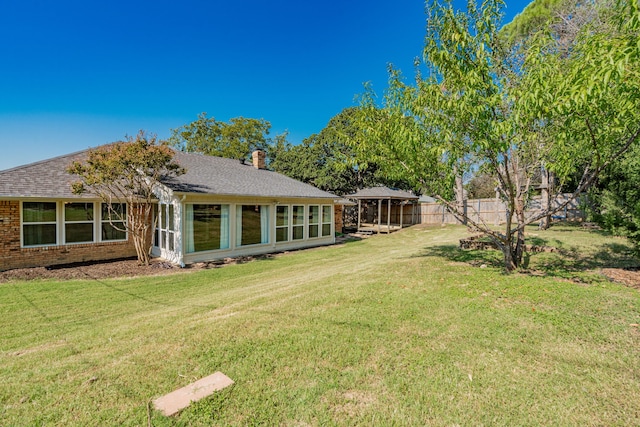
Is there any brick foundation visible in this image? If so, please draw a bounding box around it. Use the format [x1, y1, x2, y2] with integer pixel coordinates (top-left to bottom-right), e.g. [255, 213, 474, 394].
[0, 200, 137, 271]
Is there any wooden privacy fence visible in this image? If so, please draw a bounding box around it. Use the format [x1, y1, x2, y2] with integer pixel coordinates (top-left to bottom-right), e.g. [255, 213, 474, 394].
[415, 194, 584, 226]
[343, 194, 585, 228]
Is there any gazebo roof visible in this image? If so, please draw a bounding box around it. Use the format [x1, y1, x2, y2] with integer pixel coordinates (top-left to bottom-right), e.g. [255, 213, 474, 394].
[345, 186, 419, 200]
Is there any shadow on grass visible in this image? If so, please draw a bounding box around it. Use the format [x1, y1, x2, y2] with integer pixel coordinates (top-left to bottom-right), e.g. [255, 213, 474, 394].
[413, 244, 505, 270]
[413, 239, 639, 279]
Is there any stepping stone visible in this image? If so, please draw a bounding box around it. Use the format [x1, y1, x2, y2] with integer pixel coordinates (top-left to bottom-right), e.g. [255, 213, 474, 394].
[153, 372, 234, 416]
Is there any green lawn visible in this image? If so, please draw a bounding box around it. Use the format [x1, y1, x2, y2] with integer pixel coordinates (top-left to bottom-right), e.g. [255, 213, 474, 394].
[1, 224, 639, 426]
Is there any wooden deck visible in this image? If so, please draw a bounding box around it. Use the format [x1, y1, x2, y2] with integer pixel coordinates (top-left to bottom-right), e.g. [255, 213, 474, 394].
[357, 223, 404, 234]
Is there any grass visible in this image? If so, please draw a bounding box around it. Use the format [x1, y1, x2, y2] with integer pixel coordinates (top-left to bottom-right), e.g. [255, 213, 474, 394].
[1, 224, 639, 426]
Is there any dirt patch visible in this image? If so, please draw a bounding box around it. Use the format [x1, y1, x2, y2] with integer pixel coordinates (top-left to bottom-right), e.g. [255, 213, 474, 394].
[601, 267, 640, 290]
[0, 256, 268, 283]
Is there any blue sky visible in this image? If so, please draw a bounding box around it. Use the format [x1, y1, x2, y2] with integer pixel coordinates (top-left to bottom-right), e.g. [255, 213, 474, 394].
[0, 0, 530, 171]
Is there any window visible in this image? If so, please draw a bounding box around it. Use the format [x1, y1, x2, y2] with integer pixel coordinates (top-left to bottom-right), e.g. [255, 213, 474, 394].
[237, 205, 269, 246]
[292, 205, 305, 240]
[185, 204, 230, 253]
[101, 203, 127, 241]
[22, 202, 57, 246]
[64, 202, 94, 244]
[276, 205, 289, 242]
[168, 204, 175, 251]
[322, 205, 332, 237]
[154, 203, 175, 250]
[308, 205, 319, 238]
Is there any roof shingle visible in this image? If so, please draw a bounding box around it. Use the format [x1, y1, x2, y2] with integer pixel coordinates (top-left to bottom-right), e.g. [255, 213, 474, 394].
[0, 147, 337, 200]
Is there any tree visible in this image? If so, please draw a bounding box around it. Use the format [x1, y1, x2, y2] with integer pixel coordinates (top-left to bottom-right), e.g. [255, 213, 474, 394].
[589, 142, 640, 251]
[67, 131, 185, 266]
[466, 172, 498, 199]
[355, 0, 640, 271]
[269, 108, 412, 195]
[168, 113, 272, 160]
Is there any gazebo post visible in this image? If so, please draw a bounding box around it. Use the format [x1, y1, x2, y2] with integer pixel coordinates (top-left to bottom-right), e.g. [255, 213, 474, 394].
[357, 199, 362, 231]
[400, 201, 404, 229]
[387, 198, 391, 233]
[378, 199, 382, 233]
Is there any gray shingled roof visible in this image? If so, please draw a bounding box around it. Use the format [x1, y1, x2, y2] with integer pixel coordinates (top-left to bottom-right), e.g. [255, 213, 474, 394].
[165, 150, 336, 199]
[344, 186, 419, 200]
[0, 147, 337, 200]
[0, 149, 88, 199]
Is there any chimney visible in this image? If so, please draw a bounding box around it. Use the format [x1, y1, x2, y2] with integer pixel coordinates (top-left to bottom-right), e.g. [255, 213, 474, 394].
[252, 150, 266, 169]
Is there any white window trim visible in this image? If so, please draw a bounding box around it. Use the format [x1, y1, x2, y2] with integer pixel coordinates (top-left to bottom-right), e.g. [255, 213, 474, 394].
[21, 201, 59, 248]
[20, 200, 130, 248]
[99, 202, 128, 243]
[63, 202, 96, 245]
[321, 204, 333, 237]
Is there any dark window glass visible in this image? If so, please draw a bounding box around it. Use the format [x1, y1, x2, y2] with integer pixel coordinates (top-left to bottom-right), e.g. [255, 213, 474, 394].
[65, 223, 94, 243]
[292, 205, 304, 240]
[102, 223, 126, 241]
[23, 202, 56, 223]
[23, 224, 56, 246]
[240, 205, 263, 246]
[65, 203, 93, 222]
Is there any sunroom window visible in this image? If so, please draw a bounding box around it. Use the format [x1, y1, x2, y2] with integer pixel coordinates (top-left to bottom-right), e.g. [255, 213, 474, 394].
[308, 205, 319, 238]
[292, 205, 305, 240]
[184, 204, 230, 253]
[276, 205, 289, 242]
[237, 205, 269, 246]
[322, 205, 332, 236]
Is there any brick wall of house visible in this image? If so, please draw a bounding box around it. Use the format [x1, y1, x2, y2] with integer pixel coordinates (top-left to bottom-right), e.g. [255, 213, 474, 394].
[0, 200, 137, 272]
[334, 205, 344, 234]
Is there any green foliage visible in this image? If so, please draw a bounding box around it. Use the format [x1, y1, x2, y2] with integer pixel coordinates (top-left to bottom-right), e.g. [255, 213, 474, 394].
[589, 143, 640, 250]
[466, 172, 497, 199]
[67, 131, 184, 265]
[270, 108, 411, 195]
[501, 0, 568, 43]
[169, 113, 272, 160]
[354, 0, 640, 271]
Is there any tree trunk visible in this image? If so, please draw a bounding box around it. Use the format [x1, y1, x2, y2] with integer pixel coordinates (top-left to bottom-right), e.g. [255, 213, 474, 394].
[539, 166, 551, 230]
[513, 195, 527, 269]
[455, 174, 467, 225]
[503, 244, 518, 271]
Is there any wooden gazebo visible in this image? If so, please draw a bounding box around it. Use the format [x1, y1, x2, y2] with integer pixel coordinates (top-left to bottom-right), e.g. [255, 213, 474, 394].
[345, 186, 419, 234]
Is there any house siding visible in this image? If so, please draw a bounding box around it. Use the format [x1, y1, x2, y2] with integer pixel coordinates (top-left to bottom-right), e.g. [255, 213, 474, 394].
[0, 200, 137, 271]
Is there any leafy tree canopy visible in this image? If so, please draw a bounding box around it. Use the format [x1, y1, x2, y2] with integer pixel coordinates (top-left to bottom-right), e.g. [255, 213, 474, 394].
[169, 113, 272, 160]
[353, 0, 640, 271]
[269, 108, 413, 196]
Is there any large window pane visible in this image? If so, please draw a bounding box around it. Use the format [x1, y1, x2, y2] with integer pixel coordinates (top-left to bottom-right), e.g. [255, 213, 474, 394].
[65, 223, 94, 243]
[186, 204, 230, 253]
[23, 202, 57, 246]
[102, 223, 126, 241]
[23, 202, 56, 223]
[102, 203, 127, 241]
[65, 203, 93, 221]
[23, 224, 56, 246]
[238, 205, 269, 246]
[64, 203, 94, 243]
